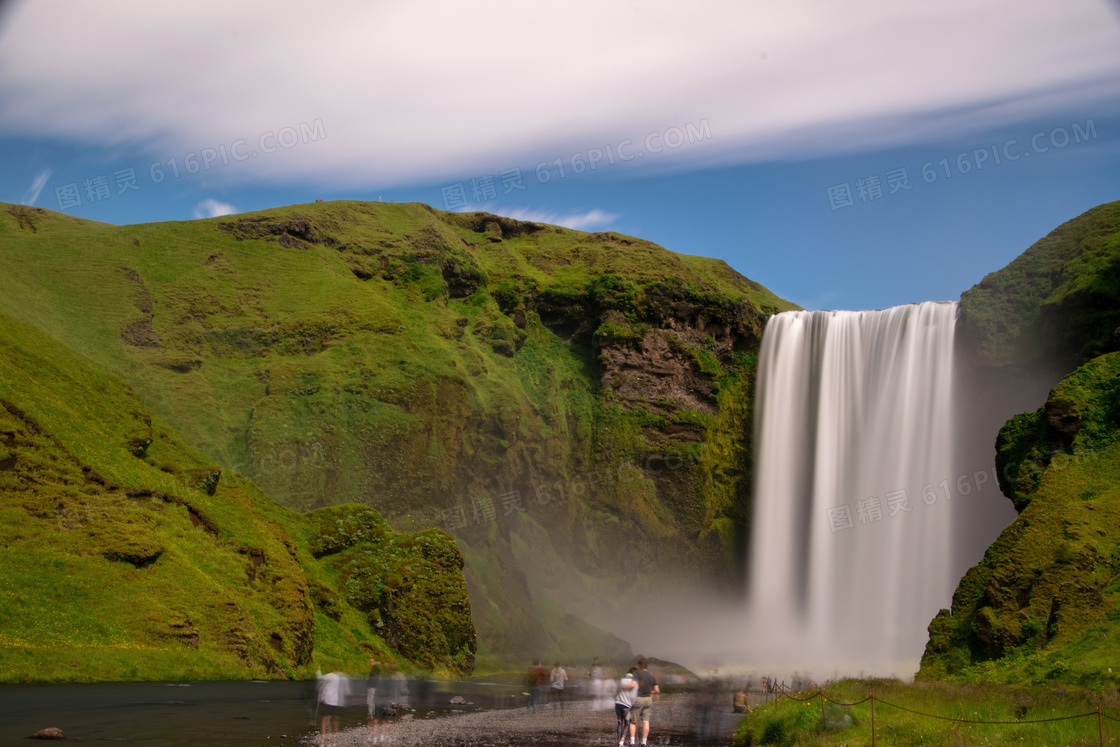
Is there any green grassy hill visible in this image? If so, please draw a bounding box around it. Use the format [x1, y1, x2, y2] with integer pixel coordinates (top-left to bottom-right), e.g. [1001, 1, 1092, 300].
[920, 201, 1120, 686]
[959, 200, 1120, 370]
[0, 309, 474, 682]
[0, 200, 797, 669]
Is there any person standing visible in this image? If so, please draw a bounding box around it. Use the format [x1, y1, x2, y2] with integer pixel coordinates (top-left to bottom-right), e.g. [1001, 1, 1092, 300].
[527, 660, 547, 713]
[614, 668, 638, 747]
[315, 668, 346, 747]
[628, 658, 659, 746]
[534, 660, 549, 711]
[366, 658, 382, 722]
[550, 661, 568, 710]
[588, 657, 606, 711]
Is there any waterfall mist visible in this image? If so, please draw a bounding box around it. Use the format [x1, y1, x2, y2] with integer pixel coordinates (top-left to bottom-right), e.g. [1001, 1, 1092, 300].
[555, 302, 1038, 678]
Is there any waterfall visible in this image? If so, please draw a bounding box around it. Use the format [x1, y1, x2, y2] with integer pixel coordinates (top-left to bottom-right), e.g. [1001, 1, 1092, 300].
[746, 302, 959, 676]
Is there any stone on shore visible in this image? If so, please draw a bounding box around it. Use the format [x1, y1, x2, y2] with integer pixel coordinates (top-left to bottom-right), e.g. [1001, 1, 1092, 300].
[31, 727, 65, 739]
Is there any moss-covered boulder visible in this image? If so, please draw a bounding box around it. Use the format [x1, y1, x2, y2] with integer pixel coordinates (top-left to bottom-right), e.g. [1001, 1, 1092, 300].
[308, 505, 475, 675]
[995, 353, 1120, 511]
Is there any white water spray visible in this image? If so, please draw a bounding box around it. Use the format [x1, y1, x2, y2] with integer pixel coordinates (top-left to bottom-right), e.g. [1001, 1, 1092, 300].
[746, 302, 959, 676]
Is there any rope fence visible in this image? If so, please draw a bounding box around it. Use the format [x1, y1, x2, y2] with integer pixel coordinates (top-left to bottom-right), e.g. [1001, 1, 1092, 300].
[760, 683, 1113, 746]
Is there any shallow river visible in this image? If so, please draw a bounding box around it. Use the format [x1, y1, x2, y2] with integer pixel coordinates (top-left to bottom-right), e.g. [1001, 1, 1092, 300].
[0, 679, 522, 746]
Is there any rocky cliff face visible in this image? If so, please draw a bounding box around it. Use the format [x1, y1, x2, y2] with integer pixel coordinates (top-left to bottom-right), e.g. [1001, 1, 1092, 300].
[0, 201, 798, 666]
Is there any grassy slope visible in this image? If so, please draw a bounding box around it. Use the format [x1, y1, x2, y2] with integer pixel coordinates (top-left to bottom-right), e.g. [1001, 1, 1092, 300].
[959, 200, 1120, 369]
[0, 310, 473, 682]
[919, 200, 1120, 687]
[0, 201, 798, 665]
[735, 679, 1120, 746]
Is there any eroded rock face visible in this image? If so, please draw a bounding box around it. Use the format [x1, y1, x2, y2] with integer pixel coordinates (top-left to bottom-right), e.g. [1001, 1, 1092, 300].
[599, 320, 742, 415]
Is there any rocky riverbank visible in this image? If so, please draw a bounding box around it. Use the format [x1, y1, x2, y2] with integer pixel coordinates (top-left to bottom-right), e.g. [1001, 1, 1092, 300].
[309, 695, 747, 747]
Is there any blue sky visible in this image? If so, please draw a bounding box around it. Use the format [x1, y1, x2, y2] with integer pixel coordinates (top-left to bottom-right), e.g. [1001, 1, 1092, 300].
[2, 1, 1119, 311]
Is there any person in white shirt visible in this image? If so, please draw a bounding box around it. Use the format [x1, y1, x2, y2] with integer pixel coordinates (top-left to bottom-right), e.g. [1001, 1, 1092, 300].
[550, 662, 568, 710]
[315, 669, 347, 746]
[614, 669, 639, 747]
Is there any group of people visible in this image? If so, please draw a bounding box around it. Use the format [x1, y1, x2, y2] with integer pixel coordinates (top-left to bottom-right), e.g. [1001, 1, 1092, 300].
[524, 659, 570, 712]
[314, 658, 410, 745]
[317, 656, 759, 747]
[744, 671, 818, 696]
[610, 658, 660, 747]
[526, 656, 660, 746]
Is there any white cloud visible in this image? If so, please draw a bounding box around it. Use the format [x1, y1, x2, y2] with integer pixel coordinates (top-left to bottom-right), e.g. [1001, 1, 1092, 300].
[192, 198, 236, 219]
[0, 1, 1117, 189]
[500, 207, 619, 231]
[20, 168, 50, 205]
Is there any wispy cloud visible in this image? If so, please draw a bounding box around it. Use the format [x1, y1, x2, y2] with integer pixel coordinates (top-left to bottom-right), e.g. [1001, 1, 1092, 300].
[500, 207, 619, 231]
[192, 198, 236, 219]
[20, 169, 50, 205]
[0, 2, 1117, 189]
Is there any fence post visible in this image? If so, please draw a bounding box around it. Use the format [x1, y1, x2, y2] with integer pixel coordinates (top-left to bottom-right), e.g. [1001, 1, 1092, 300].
[820, 692, 825, 732]
[870, 694, 875, 747]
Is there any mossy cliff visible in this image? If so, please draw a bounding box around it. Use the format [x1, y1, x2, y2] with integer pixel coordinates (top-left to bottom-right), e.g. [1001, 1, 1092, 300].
[920, 201, 1120, 685]
[959, 200, 1120, 370]
[0, 310, 473, 682]
[0, 201, 797, 667]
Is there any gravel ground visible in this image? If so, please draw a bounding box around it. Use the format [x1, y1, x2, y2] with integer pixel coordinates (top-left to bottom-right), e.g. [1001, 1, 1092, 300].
[306, 695, 748, 747]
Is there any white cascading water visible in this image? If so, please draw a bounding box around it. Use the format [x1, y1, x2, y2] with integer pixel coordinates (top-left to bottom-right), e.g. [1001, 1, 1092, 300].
[746, 302, 959, 676]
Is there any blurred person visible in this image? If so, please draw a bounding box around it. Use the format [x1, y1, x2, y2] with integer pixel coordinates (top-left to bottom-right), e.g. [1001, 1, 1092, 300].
[526, 659, 547, 713]
[588, 656, 603, 681]
[366, 658, 382, 722]
[366, 659, 392, 744]
[615, 668, 638, 747]
[628, 658, 659, 746]
[590, 657, 615, 711]
[693, 677, 719, 743]
[370, 663, 408, 744]
[315, 668, 347, 747]
[733, 686, 748, 714]
[535, 659, 549, 711]
[600, 672, 618, 713]
[386, 666, 410, 712]
[588, 656, 605, 710]
[550, 661, 568, 710]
